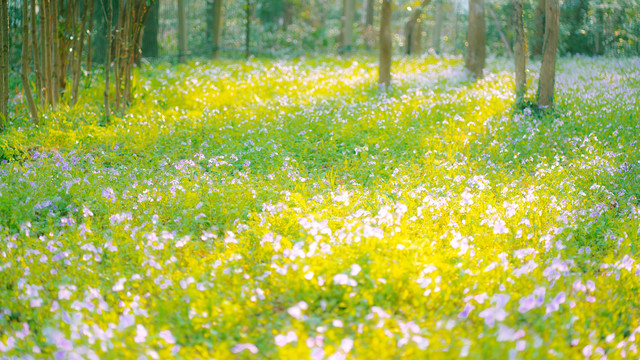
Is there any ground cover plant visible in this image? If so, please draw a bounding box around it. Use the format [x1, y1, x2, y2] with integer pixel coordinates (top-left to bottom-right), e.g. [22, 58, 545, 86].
[1, 55, 640, 359]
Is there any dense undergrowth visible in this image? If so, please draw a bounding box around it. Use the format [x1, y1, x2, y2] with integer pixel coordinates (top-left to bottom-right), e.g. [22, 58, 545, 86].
[1, 55, 640, 359]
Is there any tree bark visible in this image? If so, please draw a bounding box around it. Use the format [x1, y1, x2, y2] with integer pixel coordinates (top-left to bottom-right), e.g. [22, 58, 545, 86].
[465, 0, 485, 79]
[208, 0, 223, 58]
[21, 0, 39, 124]
[513, 0, 526, 106]
[0, 0, 8, 131]
[178, 0, 187, 62]
[404, 0, 431, 55]
[142, 0, 159, 58]
[29, 0, 42, 107]
[378, 0, 392, 88]
[245, 0, 251, 58]
[533, 0, 544, 57]
[71, 0, 91, 106]
[432, 0, 444, 53]
[342, 0, 355, 52]
[537, 0, 559, 107]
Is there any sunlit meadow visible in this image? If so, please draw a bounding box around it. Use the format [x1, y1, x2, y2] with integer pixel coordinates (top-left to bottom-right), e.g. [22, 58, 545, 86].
[1, 55, 640, 359]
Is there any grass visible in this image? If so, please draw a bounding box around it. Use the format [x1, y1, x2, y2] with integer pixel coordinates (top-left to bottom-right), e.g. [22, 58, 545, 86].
[1, 55, 640, 359]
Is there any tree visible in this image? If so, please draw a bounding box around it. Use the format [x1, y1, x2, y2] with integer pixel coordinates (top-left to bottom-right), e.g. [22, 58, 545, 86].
[533, 0, 544, 56]
[245, 0, 251, 58]
[0, 0, 7, 131]
[142, 0, 159, 58]
[465, 0, 485, 78]
[178, 0, 187, 62]
[364, 0, 375, 49]
[432, 0, 444, 53]
[537, 0, 559, 107]
[405, 0, 432, 55]
[513, 0, 526, 106]
[207, 0, 223, 59]
[21, 0, 38, 123]
[379, 0, 392, 88]
[341, 0, 355, 52]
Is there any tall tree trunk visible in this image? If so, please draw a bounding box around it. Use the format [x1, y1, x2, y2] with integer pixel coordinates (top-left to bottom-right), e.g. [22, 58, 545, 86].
[513, 0, 526, 106]
[104, 0, 112, 122]
[142, 0, 159, 58]
[71, 0, 90, 106]
[245, 0, 251, 58]
[0, 0, 8, 131]
[378, 0, 391, 88]
[404, 0, 431, 55]
[86, 0, 95, 72]
[364, 0, 375, 49]
[51, 0, 59, 106]
[29, 0, 42, 107]
[21, 0, 39, 124]
[533, 0, 544, 57]
[465, 0, 485, 79]
[208, 0, 223, 59]
[178, 0, 187, 62]
[537, 0, 559, 107]
[432, 0, 444, 53]
[342, 0, 355, 52]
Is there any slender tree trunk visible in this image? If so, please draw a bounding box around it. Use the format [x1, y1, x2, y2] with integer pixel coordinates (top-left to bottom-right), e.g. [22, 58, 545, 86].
[142, 0, 159, 58]
[86, 0, 95, 71]
[42, 0, 53, 106]
[404, 0, 431, 55]
[71, 0, 90, 105]
[51, 0, 59, 106]
[364, 0, 374, 49]
[245, 0, 251, 58]
[378, 0, 392, 88]
[465, 0, 485, 79]
[432, 0, 444, 53]
[537, 0, 559, 107]
[29, 0, 42, 107]
[104, 0, 112, 122]
[342, 0, 355, 52]
[0, 0, 8, 131]
[178, 0, 186, 62]
[21, 0, 39, 124]
[513, 0, 526, 106]
[488, 6, 512, 59]
[533, 0, 544, 57]
[209, 0, 223, 59]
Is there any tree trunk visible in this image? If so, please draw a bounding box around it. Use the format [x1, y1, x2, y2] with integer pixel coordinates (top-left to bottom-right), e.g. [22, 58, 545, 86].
[364, 0, 375, 49]
[465, 0, 485, 79]
[208, 0, 223, 59]
[178, 0, 187, 62]
[537, 0, 559, 107]
[142, 0, 159, 58]
[104, 0, 112, 122]
[533, 0, 544, 57]
[432, 0, 443, 53]
[488, 6, 512, 59]
[513, 0, 526, 106]
[21, 0, 39, 124]
[86, 0, 95, 72]
[378, 0, 392, 88]
[404, 0, 431, 55]
[245, 0, 251, 58]
[342, 0, 355, 52]
[29, 0, 42, 107]
[0, 0, 8, 131]
[71, 0, 91, 106]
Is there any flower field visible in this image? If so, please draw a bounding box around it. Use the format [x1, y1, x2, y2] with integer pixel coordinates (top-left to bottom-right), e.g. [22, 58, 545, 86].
[1, 56, 640, 359]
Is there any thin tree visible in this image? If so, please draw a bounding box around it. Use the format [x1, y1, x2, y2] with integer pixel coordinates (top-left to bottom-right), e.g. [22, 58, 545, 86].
[513, 0, 526, 106]
[207, 0, 223, 59]
[29, 0, 42, 107]
[432, 0, 444, 54]
[537, 0, 559, 107]
[0, 0, 8, 131]
[71, 0, 92, 105]
[104, 0, 112, 122]
[532, 0, 544, 56]
[364, 0, 375, 49]
[378, 0, 392, 88]
[245, 0, 251, 58]
[178, 0, 187, 62]
[465, 0, 485, 78]
[21, 0, 39, 124]
[341, 0, 355, 52]
[405, 0, 432, 55]
[142, 0, 159, 58]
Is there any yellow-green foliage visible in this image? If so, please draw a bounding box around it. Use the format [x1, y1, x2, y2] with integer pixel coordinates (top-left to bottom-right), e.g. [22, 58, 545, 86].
[1, 56, 640, 359]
